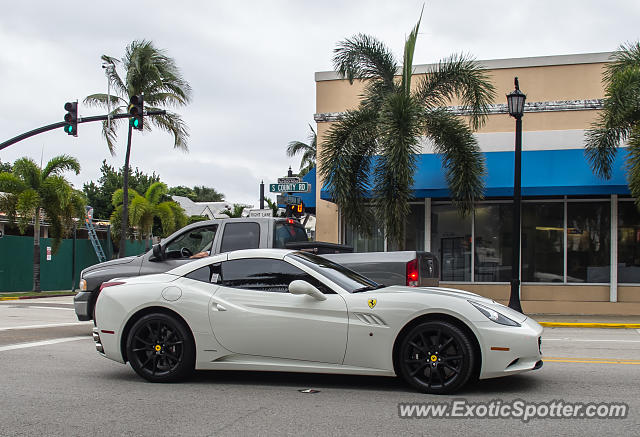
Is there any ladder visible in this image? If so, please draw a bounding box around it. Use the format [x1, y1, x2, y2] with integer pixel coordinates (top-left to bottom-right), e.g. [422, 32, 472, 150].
[85, 207, 106, 263]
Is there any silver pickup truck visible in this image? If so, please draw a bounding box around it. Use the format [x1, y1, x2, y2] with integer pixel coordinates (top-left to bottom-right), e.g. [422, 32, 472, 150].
[74, 217, 439, 321]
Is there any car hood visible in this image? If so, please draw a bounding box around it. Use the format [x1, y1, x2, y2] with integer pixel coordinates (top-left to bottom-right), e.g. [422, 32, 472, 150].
[375, 285, 528, 323]
[81, 255, 139, 274]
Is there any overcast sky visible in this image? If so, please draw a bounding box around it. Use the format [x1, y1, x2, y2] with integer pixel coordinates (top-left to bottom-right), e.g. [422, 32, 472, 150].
[1, 1, 638, 208]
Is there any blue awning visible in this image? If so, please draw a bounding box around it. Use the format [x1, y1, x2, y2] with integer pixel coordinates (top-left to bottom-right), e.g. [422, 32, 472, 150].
[320, 148, 630, 201]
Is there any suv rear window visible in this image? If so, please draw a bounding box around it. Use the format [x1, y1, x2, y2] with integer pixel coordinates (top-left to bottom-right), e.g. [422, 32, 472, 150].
[273, 221, 308, 248]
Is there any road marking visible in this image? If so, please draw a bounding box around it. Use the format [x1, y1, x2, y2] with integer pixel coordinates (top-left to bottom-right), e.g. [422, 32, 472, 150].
[0, 336, 88, 352]
[26, 306, 75, 311]
[540, 322, 640, 328]
[0, 322, 92, 331]
[544, 338, 640, 343]
[544, 356, 640, 365]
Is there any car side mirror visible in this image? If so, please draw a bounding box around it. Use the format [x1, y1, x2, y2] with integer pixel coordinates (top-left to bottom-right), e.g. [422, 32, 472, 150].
[289, 280, 326, 301]
[152, 243, 165, 261]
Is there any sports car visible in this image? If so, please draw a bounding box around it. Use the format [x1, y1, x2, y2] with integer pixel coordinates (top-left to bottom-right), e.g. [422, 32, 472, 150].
[93, 249, 543, 394]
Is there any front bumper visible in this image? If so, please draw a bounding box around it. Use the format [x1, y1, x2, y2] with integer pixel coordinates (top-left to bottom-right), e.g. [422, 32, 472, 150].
[74, 291, 95, 321]
[477, 316, 544, 379]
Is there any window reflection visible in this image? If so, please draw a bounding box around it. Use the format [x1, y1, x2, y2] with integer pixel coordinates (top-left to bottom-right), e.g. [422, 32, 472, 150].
[522, 203, 564, 282]
[431, 205, 471, 281]
[618, 202, 640, 283]
[567, 202, 610, 283]
[474, 204, 513, 282]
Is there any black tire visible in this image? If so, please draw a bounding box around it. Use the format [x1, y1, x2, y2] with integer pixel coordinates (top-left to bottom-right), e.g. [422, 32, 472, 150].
[397, 321, 475, 394]
[126, 313, 195, 383]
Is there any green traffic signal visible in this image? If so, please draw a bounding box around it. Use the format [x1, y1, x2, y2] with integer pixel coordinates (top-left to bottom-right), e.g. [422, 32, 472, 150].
[64, 125, 73, 134]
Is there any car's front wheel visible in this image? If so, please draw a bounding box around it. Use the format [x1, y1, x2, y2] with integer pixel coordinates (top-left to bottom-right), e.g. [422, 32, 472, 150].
[125, 313, 195, 382]
[397, 320, 475, 394]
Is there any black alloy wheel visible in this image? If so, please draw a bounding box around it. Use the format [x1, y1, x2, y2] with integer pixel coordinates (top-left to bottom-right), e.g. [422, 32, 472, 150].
[126, 313, 195, 382]
[398, 321, 475, 394]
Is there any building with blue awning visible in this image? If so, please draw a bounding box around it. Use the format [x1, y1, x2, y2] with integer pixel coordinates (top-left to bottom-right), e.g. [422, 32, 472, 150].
[313, 52, 640, 315]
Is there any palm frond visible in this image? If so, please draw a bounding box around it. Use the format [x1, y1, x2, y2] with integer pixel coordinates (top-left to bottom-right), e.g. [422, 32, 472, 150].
[424, 109, 486, 215]
[585, 49, 640, 179]
[624, 127, 640, 207]
[41, 155, 80, 179]
[111, 188, 140, 207]
[15, 189, 40, 233]
[604, 42, 640, 83]
[83, 93, 126, 109]
[0, 173, 27, 194]
[415, 53, 496, 130]
[12, 158, 41, 190]
[147, 109, 189, 150]
[286, 141, 311, 158]
[373, 92, 423, 245]
[155, 202, 176, 236]
[401, 9, 422, 96]
[319, 107, 379, 233]
[333, 34, 397, 90]
[144, 182, 168, 205]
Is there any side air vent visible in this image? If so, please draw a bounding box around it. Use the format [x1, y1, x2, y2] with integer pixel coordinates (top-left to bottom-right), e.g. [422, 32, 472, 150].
[353, 313, 387, 326]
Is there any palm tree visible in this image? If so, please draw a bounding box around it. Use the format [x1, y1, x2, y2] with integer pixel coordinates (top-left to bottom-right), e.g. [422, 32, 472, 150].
[220, 204, 247, 218]
[0, 155, 85, 291]
[84, 40, 191, 257]
[585, 42, 640, 200]
[287, 125, 317, 177]
[111, 182, 187, 251]
[319, 13, 495, 248]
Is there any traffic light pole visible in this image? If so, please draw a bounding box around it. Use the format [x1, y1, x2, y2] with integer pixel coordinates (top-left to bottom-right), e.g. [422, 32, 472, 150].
[0, 110, 166, 151]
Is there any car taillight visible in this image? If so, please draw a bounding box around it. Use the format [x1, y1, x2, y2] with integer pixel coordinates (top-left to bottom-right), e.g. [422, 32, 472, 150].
[406, 259, 419, 287]
[99, 281, 125, 292]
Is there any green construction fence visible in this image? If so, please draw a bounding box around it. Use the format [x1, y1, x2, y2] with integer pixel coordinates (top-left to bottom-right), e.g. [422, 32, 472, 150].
[0, 235, 149, 292]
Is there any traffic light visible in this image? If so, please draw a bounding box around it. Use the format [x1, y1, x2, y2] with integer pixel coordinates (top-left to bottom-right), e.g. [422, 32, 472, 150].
[129, 95, 144, 130]
[63, 102, 78, 136]
[287, 202, 304, 218]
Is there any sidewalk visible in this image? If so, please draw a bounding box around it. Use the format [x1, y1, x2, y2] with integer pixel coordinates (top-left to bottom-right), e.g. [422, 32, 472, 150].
[531, 314, 640, 328]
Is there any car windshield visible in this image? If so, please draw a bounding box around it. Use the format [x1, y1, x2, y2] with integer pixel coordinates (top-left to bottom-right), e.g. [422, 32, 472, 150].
[287, 251, 383, 293]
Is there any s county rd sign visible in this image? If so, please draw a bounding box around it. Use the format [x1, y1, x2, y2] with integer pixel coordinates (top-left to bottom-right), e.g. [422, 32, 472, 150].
[269, 182, 311, 193]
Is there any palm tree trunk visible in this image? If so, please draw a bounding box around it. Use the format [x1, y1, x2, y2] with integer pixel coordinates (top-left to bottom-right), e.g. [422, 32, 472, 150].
[119, 124, 133, 258]
[33, 208, 41, 291]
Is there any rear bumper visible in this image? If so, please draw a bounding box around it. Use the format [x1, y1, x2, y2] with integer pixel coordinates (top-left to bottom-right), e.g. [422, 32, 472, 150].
[74, 291, 95, 321]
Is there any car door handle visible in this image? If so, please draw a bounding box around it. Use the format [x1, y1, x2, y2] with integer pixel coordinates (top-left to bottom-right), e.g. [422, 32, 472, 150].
[214, 303, 227, 312]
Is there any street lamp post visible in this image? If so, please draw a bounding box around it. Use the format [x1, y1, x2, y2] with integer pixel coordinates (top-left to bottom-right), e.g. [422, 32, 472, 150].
[507, 77, 526, 313]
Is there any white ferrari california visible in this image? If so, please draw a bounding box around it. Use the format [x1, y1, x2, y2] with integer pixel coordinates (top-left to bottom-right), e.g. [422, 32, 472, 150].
[93, 249, 543, 394]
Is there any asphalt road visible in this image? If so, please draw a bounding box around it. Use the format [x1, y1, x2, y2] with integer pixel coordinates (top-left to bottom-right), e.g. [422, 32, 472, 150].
[0, 297, 639, 436]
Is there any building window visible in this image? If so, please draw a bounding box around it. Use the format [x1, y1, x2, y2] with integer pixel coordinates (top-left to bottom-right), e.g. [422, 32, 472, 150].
[431, 204, 471, 281]
[618, 201, 640, 283]
[522, 202, 564, 282]
[474, 204, 513, 282]
[566, 202, 610, 283]
[405, 204, 425, 251]
[344, 211, 384, 252]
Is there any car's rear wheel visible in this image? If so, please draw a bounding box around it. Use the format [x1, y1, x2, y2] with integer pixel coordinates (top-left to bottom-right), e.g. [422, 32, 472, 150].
[126, 313, 195, 382]
[397, 321, 475, 394]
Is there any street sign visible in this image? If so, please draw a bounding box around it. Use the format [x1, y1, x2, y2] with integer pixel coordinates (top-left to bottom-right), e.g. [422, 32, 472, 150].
[277, 194, 302, 205]
[277, 177, 300, 184]
[269, 182, 311, 193]
[248, 209, 273, 218]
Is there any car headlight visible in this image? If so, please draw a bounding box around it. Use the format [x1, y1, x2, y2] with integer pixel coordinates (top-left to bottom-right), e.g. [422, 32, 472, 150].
[79, 279, 87, 291]
[468, 300, 520, 327]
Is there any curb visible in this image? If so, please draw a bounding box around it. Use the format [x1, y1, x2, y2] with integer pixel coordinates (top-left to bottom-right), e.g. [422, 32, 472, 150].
[539, 322, 640, 329]
[0, 294, 76, 301]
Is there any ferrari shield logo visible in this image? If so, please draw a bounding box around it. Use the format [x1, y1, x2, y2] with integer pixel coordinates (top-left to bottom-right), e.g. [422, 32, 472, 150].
[367, 298, 377, 309]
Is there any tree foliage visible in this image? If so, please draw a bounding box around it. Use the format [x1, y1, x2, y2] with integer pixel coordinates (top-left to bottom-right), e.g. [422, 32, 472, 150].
[220, 204, 246, 218]
[0, 155, 85, 291]
[192, 185, 225, 202]
[287, 124, 317, 177]
[110, 182, 187, 242]
[585, 42, 640, 204]
[319, 12, 494, 247]
[83, 160, 160, 220]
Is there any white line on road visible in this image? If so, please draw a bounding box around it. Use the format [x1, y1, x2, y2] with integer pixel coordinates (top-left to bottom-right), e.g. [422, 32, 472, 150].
[26, 306, 75, 311]
[0, 336, 88, 352]
[544, 338, 640, 343]
[0, 322, 92, 331]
